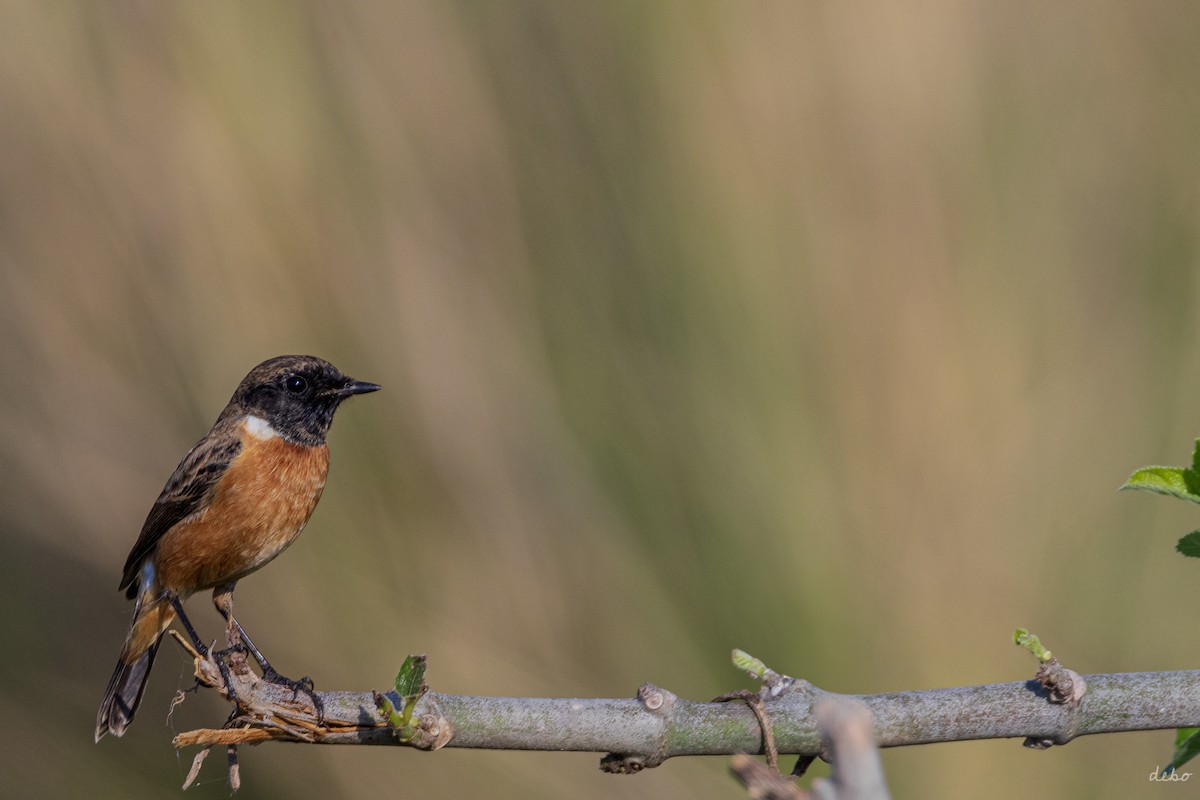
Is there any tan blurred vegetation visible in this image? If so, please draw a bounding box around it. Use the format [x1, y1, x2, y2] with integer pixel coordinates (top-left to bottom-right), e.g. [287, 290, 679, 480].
[2, 2, 1200, 798]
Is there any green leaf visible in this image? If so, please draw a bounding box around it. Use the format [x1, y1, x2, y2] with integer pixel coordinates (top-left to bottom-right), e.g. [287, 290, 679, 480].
[1013, 628, 1052, 663]
[395, 654, 428, 701]
[1170, 727, 1200, 772]
[378, 655, 432, 743]
[1120, 465, 1200, 504]
[1177, 532, 1200, 558]
[731, 649, 768, 681]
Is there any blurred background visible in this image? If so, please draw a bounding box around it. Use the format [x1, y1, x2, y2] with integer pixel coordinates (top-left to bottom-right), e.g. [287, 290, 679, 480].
[2, 2, 1199, 798]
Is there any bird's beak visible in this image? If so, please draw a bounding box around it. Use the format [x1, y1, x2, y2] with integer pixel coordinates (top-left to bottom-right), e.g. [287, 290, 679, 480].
[338, 380, 382, 397]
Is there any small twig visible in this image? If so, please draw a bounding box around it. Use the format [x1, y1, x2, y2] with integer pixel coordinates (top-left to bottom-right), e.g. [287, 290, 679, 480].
[714, 690, 780, 770]
[182, 746, 211, 791]
[731, 699, 891, 800]
[730, 754, 807, 799]
[226, 745, 240, 793]
[176, 728, 279, 748]
[809, 700, 890, 800]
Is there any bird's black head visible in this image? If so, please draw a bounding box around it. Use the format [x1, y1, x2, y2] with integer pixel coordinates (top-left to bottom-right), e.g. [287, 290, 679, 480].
[223, 355, 381, 445]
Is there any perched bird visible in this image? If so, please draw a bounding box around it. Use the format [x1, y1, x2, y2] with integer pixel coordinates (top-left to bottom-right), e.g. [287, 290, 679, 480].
[95, 355, 380, 741]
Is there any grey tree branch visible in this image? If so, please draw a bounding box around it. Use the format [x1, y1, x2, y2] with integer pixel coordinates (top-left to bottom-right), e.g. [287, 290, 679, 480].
[173, 641, 1200, 764]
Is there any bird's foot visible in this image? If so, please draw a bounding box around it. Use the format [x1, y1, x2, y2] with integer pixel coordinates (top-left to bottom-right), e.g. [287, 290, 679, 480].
[210, 647, 247, 709]
[261, 667, 325, 723]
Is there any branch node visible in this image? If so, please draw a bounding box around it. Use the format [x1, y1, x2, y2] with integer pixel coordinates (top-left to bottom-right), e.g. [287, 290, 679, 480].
[1036, 660, 1088, 707]
[637, 682, 677, 714]
[600, 752, 651, 774]
[598, 682, 681, 772]
[409, 706, 454, 751]
[731, 648, 808, 699]
[1024, 657, 1087, 746]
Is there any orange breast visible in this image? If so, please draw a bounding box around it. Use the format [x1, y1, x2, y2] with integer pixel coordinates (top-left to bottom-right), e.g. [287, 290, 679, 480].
[153, 427, 330, 595]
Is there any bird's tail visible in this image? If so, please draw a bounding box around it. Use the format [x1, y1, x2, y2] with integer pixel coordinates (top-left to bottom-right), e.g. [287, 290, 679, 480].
[95, 593, 177, 741]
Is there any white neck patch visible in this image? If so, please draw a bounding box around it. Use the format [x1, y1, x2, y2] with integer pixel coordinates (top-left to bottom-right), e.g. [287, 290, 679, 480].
[244, 415, 278, 440]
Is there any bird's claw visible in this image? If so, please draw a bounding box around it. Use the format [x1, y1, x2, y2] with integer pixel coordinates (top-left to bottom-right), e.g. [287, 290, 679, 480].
[261, 669, 325, 723]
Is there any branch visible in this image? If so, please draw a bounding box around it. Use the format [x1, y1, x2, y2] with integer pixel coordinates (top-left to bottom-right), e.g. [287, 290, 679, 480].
[173, 643, 1200, 761]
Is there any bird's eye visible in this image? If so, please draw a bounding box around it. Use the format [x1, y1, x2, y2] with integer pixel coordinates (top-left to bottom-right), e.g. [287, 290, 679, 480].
[284, 375, 308, 394]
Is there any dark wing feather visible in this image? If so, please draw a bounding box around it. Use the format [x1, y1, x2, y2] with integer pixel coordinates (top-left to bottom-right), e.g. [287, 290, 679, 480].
[119, 429, 243, 597]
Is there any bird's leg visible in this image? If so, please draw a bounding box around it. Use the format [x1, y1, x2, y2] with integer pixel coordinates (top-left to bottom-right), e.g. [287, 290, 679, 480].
[210, 584, 324, 721]
[211, 584, 270, 674]
[169, 596, 208, 654]
[170, 596, 243, 708]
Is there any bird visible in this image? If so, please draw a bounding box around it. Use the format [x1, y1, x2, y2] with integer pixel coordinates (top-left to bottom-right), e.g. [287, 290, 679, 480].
[95, 355, 380, 741]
